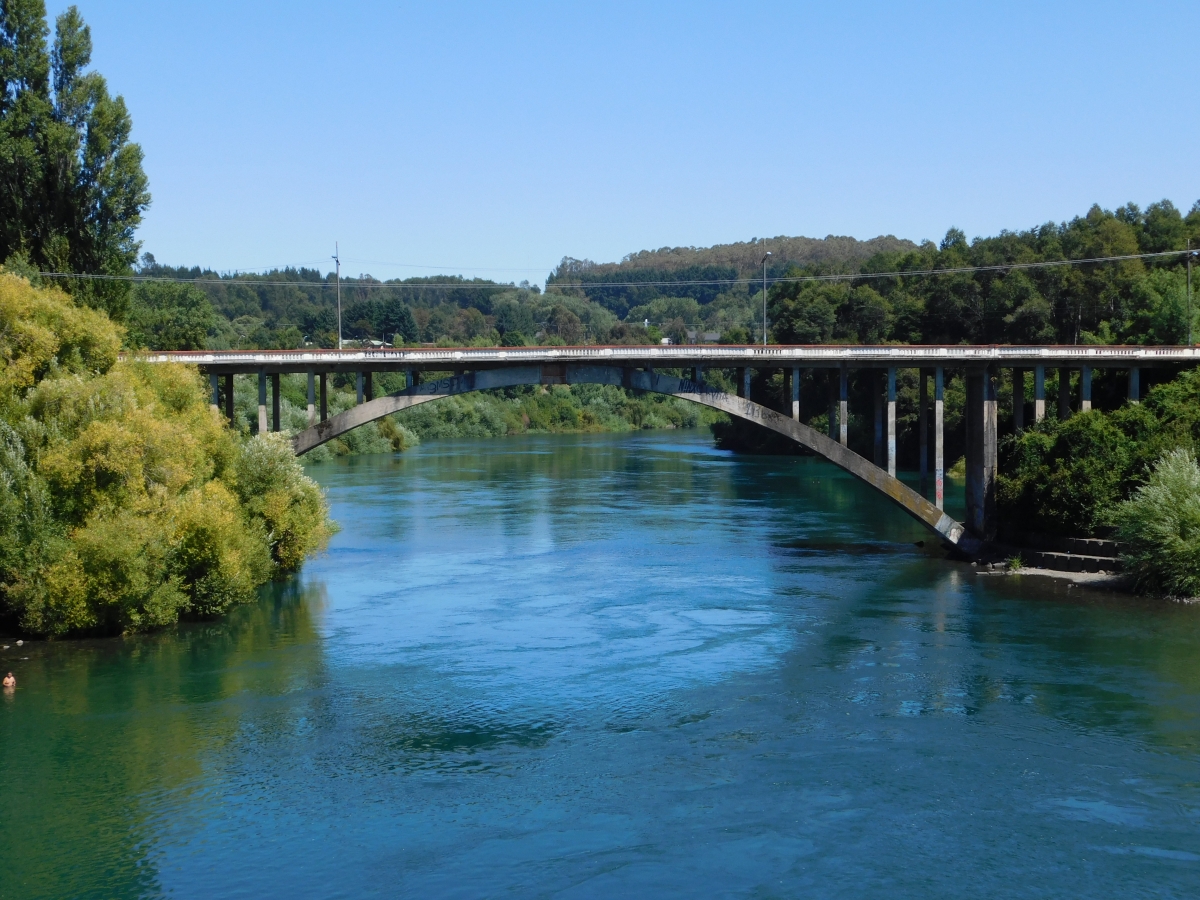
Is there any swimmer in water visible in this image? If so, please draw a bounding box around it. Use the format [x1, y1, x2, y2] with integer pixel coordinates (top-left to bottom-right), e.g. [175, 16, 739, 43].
[2, 672, 14, 688]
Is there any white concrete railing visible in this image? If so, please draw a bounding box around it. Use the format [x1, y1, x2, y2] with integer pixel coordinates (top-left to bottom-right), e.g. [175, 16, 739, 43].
[127, 344, 1200, 369]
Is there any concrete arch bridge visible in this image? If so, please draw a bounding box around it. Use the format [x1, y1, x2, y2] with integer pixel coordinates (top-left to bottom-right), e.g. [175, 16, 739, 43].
[141, 344, 1200, 560]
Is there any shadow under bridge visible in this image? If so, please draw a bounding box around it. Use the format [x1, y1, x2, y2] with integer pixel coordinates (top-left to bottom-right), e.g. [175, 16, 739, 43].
[292, 363, 978, 557]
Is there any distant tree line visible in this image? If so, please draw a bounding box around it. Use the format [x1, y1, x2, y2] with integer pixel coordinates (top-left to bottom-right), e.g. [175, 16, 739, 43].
[769, 201, 1200, 348]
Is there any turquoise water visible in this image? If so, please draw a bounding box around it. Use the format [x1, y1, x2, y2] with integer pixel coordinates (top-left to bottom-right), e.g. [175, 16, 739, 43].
[3, 430, 1200, 898]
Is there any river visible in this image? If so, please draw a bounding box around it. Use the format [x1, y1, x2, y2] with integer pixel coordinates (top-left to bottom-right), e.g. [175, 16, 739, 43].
[2, 430, 1199, 898]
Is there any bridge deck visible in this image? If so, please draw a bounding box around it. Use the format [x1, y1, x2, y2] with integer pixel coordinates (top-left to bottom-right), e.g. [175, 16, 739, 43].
[130, 344, 1199, 374]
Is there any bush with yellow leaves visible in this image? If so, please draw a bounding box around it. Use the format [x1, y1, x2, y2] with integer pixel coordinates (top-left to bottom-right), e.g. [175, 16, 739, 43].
[0, 273, 335, 636]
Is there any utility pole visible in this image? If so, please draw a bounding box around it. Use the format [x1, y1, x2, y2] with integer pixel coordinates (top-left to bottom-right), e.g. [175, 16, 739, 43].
[761, 250, 771, 346]
[333, 242, 342, 350]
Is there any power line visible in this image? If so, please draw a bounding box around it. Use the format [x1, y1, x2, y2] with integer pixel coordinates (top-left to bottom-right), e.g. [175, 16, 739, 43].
[33, 248, 1191, 292]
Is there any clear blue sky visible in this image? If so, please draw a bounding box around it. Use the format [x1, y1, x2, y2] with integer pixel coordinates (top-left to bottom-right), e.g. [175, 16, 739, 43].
[48, 1, 1200, 283]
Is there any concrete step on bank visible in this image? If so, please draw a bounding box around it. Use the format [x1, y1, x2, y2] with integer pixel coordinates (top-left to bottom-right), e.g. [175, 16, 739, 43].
[1022, 550, 1122, 574]
[999, 529, 1122, 557]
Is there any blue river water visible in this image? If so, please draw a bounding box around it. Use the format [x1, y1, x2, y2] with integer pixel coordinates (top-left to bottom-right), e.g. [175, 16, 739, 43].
[2, 430, 1200, 898]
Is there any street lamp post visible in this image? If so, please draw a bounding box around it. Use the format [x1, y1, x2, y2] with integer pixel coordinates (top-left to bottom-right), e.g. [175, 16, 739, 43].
[332, 242, 342, 350]
[761, 251, 772, 346]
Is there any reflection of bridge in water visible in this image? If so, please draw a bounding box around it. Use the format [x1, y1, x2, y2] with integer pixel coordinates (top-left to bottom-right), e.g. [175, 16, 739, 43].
[140, 344, 1200, 558]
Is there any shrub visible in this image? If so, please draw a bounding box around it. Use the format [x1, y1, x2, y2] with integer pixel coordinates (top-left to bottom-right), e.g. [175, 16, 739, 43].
[1112, 449, 1200, 598]
[0, 276, 336, 636]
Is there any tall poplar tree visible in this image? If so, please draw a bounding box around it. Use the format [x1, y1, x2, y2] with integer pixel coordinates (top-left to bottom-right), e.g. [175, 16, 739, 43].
[0, 1, 149, 319]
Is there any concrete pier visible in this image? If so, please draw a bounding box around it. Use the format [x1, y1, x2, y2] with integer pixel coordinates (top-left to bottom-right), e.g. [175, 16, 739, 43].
[935, 367, 944, 510]
[1034, 365, 1045, 423]
[919, 370, 928, 495]
[839, 365, 849, 447]
[257, 369, 268, 434]
[873, 372, 883, 467]
[307, 370, 316, 426]
[965, 367, 998, 539]
[1012, 368, 1025, 431]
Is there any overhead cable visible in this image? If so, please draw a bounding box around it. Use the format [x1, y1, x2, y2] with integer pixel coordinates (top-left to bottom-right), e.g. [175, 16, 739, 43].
[34, 248, 1192, 292]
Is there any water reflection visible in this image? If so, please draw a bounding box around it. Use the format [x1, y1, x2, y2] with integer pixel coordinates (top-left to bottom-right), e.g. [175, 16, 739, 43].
[2, 431, 1199, 898]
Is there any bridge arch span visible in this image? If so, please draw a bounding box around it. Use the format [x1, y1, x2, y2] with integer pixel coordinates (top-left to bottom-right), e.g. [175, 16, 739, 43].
[292, 364, 980, 555]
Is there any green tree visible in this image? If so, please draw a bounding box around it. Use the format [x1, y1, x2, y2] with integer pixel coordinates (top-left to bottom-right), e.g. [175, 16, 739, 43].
[0, 3, 149, 320]
[125, 282, 216, 350]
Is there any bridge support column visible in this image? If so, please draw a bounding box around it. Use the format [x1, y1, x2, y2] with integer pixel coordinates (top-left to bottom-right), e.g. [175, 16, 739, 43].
[224, 374, 234, 425]
[743, 367, 752, 399]
[356, 371, 364, 405]
[919, 370, 928, 495]
[873, 372, 883, 467]
[839, 365, 849, 446]
[257, 370, 268, 434]
[935, 367, 944, 510]
[827, 373, 837, 440]
[965, 367, 998, 540]
[1034, 365, 1045, 422]
[887, 367, 897, 477]
[791, 367, 800, 420]
[319, 373, 327, 422]
[1128, 366, 1140, 403]
[365, 371, 374, 402]
[736, 367, 746, 399]
[307, 370, 316, 427]
[1080, 365, 1092, 412]
[1012, 368, 1025, 432]
[210, 374, 220, 412]
[692, 366, 703, 386]
[271, 373, 280, 432]
[1058, 368, 1071, 420]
